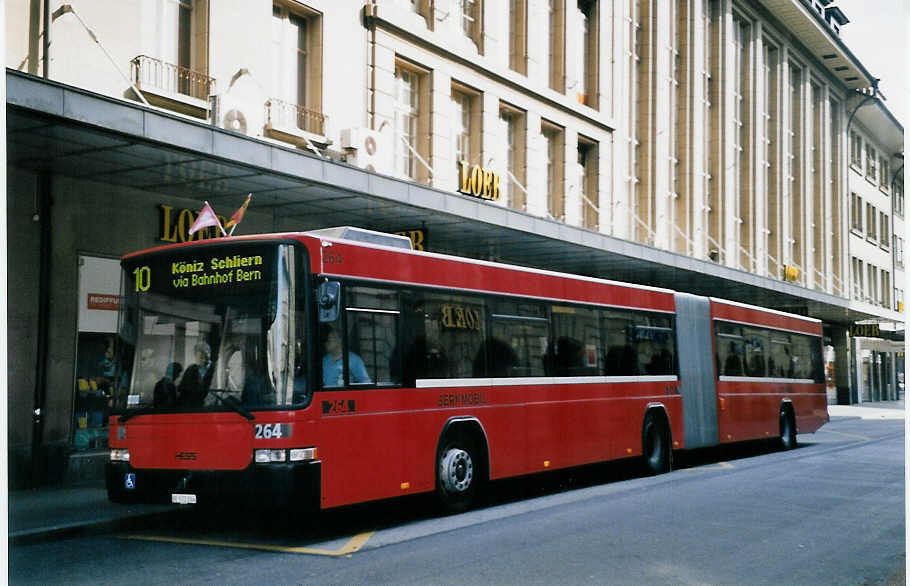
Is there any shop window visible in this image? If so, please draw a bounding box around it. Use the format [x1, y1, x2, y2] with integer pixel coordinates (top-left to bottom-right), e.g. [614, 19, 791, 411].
[73, 256, 122, 452]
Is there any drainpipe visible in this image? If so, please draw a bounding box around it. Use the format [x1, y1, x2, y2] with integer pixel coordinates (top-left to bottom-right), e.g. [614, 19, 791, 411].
[31, 173, 52, 486]
[42, 0, 50, 78]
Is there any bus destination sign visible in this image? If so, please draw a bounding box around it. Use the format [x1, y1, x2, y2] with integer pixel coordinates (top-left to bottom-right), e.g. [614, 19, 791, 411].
[128, 245, 275, 298]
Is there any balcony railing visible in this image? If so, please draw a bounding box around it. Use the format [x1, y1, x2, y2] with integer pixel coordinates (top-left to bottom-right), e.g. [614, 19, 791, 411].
[131, 55, 215, 101]
[265, 98, 326, 137]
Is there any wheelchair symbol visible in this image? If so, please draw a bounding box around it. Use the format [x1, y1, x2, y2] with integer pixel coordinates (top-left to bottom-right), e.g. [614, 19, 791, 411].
[124, 473, 136, 490]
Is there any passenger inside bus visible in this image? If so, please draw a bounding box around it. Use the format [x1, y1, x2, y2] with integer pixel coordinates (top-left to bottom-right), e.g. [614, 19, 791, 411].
[153, 362, 182, 408]
[322, 326, 370, 387]
[178, 341, 214, 406]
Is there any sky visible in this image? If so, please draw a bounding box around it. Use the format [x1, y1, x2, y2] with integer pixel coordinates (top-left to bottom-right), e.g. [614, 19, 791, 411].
[833, 0, 906, 125]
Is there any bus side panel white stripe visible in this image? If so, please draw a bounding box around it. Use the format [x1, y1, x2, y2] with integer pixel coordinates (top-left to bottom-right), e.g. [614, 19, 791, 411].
[415, 376, 679, 389]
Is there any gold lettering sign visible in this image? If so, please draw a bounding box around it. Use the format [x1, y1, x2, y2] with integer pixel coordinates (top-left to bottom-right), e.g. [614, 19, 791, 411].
[850, 323, 881, 338]
[458, 161, 501, 201]
[394, 229, 427, 251]
[441, 304, 481, 330]
[159, 205, 228, 243]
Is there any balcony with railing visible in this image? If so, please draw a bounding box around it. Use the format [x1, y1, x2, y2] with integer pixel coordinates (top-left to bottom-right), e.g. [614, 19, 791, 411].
[265, 98, 328, 146]
[131, 55, 215, 117]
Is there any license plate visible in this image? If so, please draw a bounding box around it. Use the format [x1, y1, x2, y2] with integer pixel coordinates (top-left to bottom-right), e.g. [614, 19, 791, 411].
[171, 493, 197, 504]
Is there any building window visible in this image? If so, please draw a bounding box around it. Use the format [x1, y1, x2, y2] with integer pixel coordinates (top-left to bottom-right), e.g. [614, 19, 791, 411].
[896, 180, 905, 216]
[895, 236, 904, 267]
[895, 287, 904, 312]
[133, 0, 211, 101]
[866, 202, 876, 240]
[548, 0, 566, 93]
[866, 144, 877, 182]
[851, 193, 863, 232]
[880, 212, 889, 248]
[575, 0, 599, 108]
[787, 63, 802, 267]
[500, 102, 527, 211]
[882, 271, 891, 308]
[452, 83, 482, 170]
[542, 120, 565, 221]
[508, 0, 528, 74]
[732, 15, 751, 262]
[764, 41, 780, 273]
[850, 131, 862, 169]
[394, 60, 431, 184]
[852, 257, 864, 300]
[457, 0, 483, 51]
[578, 136, 599, 230]
[880, 156, 891, 191]
[867, 264, 878, 304]
[270, 3, 324, 135]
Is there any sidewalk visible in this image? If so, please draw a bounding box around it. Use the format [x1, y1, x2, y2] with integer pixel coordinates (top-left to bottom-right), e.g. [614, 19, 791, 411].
[9, 484, 176, 542]
[8, 400, 905, 543]
[828, 398, 905, 420]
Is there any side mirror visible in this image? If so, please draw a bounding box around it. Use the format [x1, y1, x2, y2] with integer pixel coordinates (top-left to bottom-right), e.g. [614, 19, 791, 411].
[317, 280, 340, 323]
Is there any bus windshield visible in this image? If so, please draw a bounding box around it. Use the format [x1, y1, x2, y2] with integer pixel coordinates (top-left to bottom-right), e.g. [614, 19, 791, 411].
[113, 243, 308, 414]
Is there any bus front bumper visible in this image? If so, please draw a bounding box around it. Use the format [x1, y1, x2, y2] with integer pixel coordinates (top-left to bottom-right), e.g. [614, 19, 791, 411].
[105, 460, 321, 510]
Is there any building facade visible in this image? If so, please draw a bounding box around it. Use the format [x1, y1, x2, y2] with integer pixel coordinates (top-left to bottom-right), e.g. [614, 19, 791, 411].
[5, 0, 904, 487]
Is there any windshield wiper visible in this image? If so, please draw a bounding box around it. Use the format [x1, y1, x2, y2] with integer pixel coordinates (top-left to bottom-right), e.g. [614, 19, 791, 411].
[209, 390, 255, 420]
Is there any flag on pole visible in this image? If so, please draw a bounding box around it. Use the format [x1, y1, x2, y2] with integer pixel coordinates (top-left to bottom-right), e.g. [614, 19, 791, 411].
[188, 201, 226, 236]
[225, 194, 252, 235]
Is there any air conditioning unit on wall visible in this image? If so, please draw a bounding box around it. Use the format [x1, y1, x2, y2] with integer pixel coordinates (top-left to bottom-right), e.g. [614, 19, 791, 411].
[213, 69, 265, 137]
[341, 127, 394, 176]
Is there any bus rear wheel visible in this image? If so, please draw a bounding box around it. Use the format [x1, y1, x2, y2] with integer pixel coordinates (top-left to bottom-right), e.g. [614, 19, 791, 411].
[436, 438, 479, 513]
[642, 414, 671, 475]
[779, 407, 797, 450]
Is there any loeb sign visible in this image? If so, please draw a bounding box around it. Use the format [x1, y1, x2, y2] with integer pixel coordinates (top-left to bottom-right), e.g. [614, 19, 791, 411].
[457, 161, 501, 201]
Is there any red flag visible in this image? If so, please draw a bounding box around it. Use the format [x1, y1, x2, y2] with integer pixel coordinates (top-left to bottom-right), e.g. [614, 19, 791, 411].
[188, 202, 225, 236]
[224, 194, 252, 229]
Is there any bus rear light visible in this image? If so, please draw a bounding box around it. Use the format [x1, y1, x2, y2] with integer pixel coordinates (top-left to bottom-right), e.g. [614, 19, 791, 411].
[289, 447, 317, 462]
[110, 448, 130, 462]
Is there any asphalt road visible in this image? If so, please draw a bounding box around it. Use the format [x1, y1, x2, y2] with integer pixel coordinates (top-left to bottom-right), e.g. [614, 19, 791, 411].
[10, 416, 905, 585]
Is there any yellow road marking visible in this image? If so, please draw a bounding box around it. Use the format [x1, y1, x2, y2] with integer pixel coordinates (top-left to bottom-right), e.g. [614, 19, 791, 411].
[120, 530, 375, 557]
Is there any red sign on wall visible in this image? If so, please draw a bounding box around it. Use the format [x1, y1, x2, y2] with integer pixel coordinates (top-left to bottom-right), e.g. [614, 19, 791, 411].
[87, 293, 120, 311]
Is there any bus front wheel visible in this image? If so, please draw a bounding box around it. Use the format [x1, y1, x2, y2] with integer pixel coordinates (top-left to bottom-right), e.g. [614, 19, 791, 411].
[436, 438, 479, 513]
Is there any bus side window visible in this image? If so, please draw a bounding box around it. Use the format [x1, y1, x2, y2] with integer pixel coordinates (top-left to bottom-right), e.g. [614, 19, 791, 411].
[345, 286, 400, 386]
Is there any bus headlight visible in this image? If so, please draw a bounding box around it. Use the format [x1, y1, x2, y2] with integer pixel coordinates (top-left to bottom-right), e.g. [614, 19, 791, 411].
[255, 449, 287, 463]
[254, 447, 317, 464]
[110, 448, 130, 462]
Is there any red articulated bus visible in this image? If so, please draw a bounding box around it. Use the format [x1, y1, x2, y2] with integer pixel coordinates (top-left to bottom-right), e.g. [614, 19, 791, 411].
[106, 227, 828, 511]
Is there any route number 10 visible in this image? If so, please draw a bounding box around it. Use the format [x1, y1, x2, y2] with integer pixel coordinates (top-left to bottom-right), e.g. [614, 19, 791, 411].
[133, 266, 151, 292]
